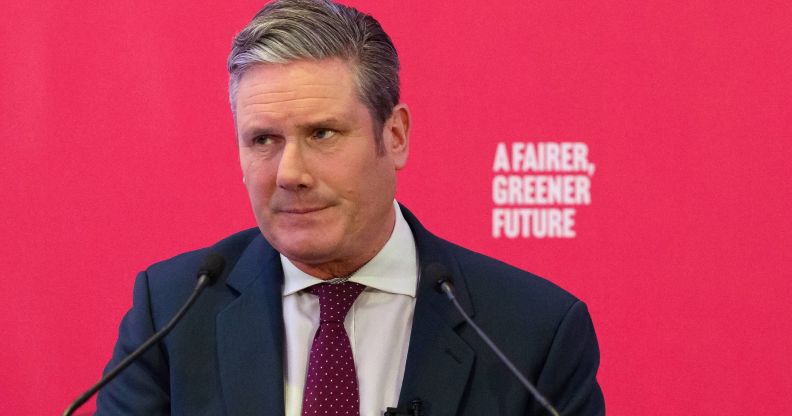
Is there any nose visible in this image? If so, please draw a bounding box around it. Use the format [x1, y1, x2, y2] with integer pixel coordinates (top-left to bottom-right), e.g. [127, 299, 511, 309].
[276, 140, 314, 190]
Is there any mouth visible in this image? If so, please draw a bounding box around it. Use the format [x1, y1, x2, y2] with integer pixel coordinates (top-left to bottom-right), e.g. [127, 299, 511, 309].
[278, 206, 329, 215]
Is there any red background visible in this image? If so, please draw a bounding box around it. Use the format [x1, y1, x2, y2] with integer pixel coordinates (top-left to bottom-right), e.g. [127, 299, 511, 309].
[1, 1, 790, 414]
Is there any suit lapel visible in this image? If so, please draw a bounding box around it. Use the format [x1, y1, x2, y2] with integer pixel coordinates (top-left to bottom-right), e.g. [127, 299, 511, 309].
[398, 206, 476, 416]
[216, 235, 285, 415]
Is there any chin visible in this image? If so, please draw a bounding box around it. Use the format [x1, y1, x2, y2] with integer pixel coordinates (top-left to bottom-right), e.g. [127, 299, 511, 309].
[270, 233, 340, 263]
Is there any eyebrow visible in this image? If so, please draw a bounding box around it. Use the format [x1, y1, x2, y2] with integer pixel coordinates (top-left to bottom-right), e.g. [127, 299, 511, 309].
[240, 126, 282, 138]
[295, 117, 344, 130]
[240, 116, 348, 138]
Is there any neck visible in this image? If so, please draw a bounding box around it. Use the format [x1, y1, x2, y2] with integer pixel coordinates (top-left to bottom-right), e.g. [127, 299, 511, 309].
[289, 243, 382, 280]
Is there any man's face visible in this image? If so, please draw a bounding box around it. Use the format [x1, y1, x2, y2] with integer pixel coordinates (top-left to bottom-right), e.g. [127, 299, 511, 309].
[235, 59, 409, 278]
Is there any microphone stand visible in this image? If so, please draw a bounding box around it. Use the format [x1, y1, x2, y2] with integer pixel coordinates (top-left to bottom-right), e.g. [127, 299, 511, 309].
[63, 253, 224, 416]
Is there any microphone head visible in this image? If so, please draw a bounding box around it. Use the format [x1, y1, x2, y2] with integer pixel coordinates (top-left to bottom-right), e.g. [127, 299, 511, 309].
[197, 253, 226, 285]
[424, 263, 453, 294]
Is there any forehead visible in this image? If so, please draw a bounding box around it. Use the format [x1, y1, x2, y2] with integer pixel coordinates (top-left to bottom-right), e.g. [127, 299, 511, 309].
[235, 58, 359, 115]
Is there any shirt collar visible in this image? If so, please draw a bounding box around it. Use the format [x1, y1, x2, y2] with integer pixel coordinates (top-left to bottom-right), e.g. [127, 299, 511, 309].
[281, 200, 418, 297]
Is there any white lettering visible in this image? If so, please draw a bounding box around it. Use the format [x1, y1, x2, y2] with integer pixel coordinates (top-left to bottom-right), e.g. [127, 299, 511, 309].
[491, 141, 593, 239]
[492, 142, 510, 172]
[492, 175, 507, 205]
[491, 208, 577, 239]
[490, 175, 590, 205]
[511, 142, 525, 172]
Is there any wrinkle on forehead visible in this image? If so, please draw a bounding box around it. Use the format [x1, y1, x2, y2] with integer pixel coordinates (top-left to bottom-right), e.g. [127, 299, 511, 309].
[240, 96, 340, 111]
[236, 59, 355, 100]
[242, 81, 347, 96]
[234, 59, 365, 134]
[236, 86, 354, 117]
[238, 96, 350, 124]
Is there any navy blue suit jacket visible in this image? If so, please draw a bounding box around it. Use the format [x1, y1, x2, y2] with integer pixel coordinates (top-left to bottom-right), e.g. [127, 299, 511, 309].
[97, 206, 604, 415]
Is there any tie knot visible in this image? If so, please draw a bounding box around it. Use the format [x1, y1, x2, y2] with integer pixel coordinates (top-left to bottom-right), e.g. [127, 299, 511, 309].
[308, 282, 365, 323]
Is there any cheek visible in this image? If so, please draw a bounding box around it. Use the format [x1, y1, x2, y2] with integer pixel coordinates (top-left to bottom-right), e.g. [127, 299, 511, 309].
[239, 150, 259, 174]
[240, 150, 273, 179]
[241, 158, 277, 200]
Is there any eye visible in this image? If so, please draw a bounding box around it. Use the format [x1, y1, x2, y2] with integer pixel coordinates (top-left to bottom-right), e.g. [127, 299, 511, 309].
[313, 129, 336, 140]
[253, 135, 274, 145]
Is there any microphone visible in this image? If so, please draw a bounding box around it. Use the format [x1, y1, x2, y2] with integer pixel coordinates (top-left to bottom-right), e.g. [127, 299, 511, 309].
[384, 398, 423, 415]
[427, 263, 561, 416]
[62, 253, 226, 416]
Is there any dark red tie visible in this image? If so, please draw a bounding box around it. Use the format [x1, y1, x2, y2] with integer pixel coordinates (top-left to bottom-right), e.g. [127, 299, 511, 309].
[302, 282, 365, 416]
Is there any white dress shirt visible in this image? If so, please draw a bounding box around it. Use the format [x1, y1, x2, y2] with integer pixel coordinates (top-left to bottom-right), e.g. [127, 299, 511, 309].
[281, 201, 419, 416]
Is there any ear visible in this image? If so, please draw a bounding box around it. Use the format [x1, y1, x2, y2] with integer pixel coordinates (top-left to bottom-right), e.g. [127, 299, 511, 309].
[384, 104, 410, 169]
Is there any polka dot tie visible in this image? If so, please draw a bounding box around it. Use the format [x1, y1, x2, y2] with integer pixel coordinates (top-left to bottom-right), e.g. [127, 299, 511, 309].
[302, 282, 365, 416]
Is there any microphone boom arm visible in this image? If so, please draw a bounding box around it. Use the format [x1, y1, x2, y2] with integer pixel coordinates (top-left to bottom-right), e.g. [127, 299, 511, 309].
[63, 272, 216, 416]
[438, 280, 561, 416]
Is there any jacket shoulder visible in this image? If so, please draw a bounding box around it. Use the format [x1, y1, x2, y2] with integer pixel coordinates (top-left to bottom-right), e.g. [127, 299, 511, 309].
[400, 203, 580, 318]
[145, 228, 262, 280]
[444, 239, 579, 308]
[139, 228, 264, 313]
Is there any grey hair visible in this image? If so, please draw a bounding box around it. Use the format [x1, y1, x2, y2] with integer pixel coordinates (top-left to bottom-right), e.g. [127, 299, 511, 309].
[227, 0, 400, 150]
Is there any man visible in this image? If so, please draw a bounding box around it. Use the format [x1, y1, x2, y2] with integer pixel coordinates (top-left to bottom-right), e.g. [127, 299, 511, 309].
[97, 0, 604, 415]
